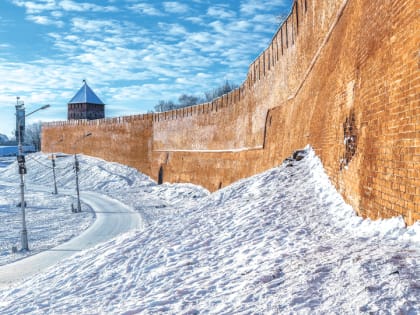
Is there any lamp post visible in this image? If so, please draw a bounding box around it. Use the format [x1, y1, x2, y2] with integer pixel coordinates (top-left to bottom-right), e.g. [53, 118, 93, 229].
[72, 132, 92, 213]
[16, 100, 50, 251]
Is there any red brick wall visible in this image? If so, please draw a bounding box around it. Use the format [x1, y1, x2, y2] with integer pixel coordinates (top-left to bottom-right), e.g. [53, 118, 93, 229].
[43, 115, 154, 175]
[43, 0, 420, 225]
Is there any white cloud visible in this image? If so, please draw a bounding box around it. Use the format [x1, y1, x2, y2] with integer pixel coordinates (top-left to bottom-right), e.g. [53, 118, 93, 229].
[185, 16, 204, 25]
[27, 15, 64, 27]
[240, 0, 286, 16]
[11, 0, 56, 14]
[71, 18, 120, 34]
[252, 14, 277, 25]
[50, 10, 63, 18]
[196, 72, 212, 79]
[227, 20, 252, 32]
[207, 6, 235, 19]
[64, 34, 78, 41]
[59, 0, 118, 12]
[208, 20, 228, 35]
[129, 3, 163, 16]
[11, 0, 118, 14]
[163, 2, 189, 14]
[158, 23, 187, 36]
[187, 32, 211, 44]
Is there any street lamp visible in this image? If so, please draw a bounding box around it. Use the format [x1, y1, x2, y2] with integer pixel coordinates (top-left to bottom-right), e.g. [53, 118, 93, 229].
[72, 132, 92, 213]
[16, 100, 50, 251]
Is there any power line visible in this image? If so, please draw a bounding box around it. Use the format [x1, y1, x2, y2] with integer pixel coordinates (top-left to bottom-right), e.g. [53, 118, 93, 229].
[26, 155, 73, 170]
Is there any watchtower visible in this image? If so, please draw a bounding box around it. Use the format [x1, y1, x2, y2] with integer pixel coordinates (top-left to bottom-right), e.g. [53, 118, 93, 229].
[68, 80, 105, 120]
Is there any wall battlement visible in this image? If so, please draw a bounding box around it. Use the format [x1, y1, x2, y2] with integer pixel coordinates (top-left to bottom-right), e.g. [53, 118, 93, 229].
[43, 0, 420, 225]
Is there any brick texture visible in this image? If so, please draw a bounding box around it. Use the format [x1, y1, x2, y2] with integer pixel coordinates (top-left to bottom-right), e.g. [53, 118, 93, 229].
[42, 0, 420, 225]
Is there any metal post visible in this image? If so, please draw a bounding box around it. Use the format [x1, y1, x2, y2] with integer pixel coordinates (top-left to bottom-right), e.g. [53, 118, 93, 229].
[71, 132, 91, 213]
[52, 155, 58, 194]
[15, 101, 50, 251]
[74, 154, 81, 212]
[18, 132, 29, 251]
[51, 138, 63, 195]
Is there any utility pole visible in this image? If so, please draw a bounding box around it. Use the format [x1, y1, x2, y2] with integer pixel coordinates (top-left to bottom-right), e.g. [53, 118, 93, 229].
[52, 154, 58, 194]
[51, 138, 63, 194]
[74, 154, 81, 212]
[15, 98, 50, 251]
[16, 97, 28, 251]
[72, 132, 92, 213]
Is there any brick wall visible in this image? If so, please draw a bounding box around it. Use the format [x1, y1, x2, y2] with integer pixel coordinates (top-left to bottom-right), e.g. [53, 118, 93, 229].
[43, 115, 154, 176]
[43, 0, 420, 225]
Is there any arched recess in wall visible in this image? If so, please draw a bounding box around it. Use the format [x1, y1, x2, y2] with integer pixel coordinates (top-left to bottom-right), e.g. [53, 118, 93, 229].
[158, 166, 164, 185]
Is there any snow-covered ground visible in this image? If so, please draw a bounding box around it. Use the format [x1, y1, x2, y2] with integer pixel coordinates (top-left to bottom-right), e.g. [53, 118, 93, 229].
[0, 148, 419, 314]
[0, 156, 94, 266]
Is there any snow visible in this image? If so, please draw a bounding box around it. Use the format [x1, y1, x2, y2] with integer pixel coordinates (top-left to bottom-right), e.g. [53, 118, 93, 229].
[0, 146, 419, 314]
[0, 157, 94, 265]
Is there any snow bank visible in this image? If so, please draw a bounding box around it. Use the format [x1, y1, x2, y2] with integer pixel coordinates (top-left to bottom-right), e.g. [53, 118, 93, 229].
[0, 147, 418, 314]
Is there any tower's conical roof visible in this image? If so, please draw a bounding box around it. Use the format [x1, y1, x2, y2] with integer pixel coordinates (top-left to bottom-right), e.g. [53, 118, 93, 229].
[68, 80, 104, 105]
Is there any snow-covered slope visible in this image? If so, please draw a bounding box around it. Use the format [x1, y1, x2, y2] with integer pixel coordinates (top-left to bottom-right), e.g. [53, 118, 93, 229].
[0, 153, 208, 266]
[0, 156, 95, 265]
[0, 147, 418, 314]
[0, 153, 152, 192]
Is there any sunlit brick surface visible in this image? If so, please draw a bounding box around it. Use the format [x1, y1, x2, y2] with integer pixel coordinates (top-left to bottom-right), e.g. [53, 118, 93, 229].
[43, 0, 420, 225]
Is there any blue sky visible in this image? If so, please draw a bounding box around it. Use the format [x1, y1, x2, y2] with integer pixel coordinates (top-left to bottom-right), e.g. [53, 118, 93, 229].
[0, 0, 292, 137]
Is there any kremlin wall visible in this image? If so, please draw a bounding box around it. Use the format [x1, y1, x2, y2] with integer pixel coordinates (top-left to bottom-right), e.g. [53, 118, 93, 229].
[42, 0, 420, 225]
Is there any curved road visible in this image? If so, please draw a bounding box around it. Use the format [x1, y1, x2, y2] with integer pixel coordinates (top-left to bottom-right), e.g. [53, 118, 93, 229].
[0, 189, 145, 288]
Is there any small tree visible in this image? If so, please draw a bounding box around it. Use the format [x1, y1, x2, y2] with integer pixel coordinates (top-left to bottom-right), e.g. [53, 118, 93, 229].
[204, 80, 238, 102]
[154, 100, 177, 112]
[153, 80, 239, 112]
[178, 94, 202, 107]
[24, 122, 42, 151]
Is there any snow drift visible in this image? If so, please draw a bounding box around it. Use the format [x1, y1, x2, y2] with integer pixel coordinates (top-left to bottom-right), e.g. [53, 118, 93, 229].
[0, 147, 418, 314]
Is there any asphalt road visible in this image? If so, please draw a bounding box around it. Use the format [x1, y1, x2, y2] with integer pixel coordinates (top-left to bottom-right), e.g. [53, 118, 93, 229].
[0, 190, 144, 288]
